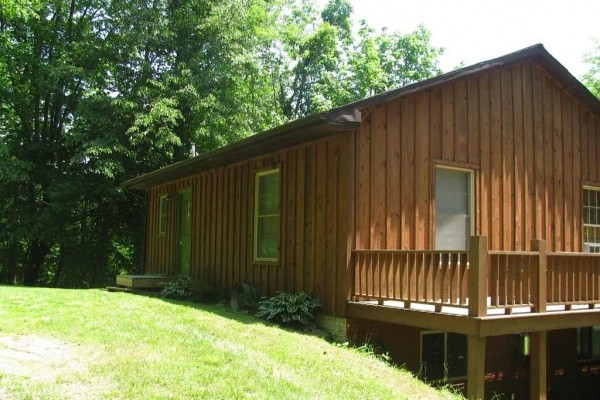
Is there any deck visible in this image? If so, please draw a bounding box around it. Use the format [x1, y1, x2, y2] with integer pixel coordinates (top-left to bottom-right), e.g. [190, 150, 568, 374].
[349, 236, 600, 398]
[349, 236, 600, 335]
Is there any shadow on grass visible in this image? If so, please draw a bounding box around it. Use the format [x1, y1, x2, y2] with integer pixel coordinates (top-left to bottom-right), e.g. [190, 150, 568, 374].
[119, 288, 331, 338]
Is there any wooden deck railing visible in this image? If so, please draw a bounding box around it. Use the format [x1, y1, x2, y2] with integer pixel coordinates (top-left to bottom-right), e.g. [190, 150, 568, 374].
[352, 236, 600, 316]
[547, 253, 600, 305]
[353, 250, 469, 310]
[488, 251, 540, 308]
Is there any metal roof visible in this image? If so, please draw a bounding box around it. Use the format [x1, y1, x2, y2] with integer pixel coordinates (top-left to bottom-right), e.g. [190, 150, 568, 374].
[122, 44, 600, 190]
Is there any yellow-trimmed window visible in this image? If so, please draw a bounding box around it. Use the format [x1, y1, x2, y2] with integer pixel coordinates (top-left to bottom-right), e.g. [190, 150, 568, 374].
[158, 194, 168, 235]
[254, 169, 280, 261]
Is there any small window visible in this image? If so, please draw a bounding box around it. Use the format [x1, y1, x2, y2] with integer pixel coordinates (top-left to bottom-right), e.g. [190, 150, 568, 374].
[159, 194, 168, 235]
[421, 332, 467, 381]
[583, 187, 600, 253]
[578, 326, 600, 360]
[254, 169, 280, 261]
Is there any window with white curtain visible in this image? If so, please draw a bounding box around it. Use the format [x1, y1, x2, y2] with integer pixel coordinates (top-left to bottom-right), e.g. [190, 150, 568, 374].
[435, 167, 473, 251]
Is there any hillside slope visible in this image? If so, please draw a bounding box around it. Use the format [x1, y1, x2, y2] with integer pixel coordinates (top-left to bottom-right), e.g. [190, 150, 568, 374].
[0, 287, 461, 399]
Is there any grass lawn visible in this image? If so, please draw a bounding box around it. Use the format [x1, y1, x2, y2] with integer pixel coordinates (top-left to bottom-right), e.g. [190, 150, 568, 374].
[0, 286, 462, 399]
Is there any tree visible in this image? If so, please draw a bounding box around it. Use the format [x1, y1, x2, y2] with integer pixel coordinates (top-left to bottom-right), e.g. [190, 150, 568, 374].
[584, 41, 600, 99]
[271, 0, 443, 118]
[347, 22, 443, 100]
[0, 0, 445, 287]
[0, 0, 290, 286]
[0, 0, 117, 284]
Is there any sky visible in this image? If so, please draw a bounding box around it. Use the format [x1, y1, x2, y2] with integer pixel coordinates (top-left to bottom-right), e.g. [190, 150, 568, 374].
[347, 0, 600, 79]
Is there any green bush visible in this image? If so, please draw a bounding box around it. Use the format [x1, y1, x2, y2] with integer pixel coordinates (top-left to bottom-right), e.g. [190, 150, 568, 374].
[255, 291, 321, 330]
[160, 277, 224, 303]
[231, 283, 261, 312]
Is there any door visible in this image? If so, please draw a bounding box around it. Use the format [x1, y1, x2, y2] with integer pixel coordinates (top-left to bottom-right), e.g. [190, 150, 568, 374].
[176, 189, 192, 275]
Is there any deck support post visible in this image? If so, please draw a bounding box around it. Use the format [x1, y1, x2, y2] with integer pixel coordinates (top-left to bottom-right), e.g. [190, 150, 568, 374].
[467, 335, 486, 400]
[531, 239, 547, 313]
[469, 236, 488, 317]
[530, 331, 547, 400]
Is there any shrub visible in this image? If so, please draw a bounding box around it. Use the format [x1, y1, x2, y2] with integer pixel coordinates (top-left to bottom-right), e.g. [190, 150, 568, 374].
[161, 277, 224, 303]
[231, 283, 261, 312]
[255, 291, 321, 330]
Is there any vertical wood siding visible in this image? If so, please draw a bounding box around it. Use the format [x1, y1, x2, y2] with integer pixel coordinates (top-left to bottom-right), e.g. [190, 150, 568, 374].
[354, 60, 600, 252]
[144, 58, 599, 317]
[145, 134, 352, 316]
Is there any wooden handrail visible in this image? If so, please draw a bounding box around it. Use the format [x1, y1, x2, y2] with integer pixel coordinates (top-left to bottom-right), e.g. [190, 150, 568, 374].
[488, 250, 539, 256]
[351, 236, 600, 315]
[353, 249, 468, 255]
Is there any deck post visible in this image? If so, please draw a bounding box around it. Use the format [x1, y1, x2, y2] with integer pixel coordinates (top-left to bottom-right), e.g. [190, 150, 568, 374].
[531, 239, 547, 313]
[469, 236, 488, 317]
[530, 331, 547, 400]
[467, 335, 486, 400]
[348, 250, 356, 302]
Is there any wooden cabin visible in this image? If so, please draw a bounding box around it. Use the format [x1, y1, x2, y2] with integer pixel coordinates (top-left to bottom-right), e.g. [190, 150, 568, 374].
[122, 44, 600, 399]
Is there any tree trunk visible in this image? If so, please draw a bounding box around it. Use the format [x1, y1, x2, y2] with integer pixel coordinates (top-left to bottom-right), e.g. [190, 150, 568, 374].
[91, 216, 110, 287]
[1, 241, 18, 284]
[23, 239, 50, 286]
[51, 244, 64, 287]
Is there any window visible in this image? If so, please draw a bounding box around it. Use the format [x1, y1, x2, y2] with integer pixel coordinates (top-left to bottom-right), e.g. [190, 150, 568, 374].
[578, 326, 600, 360]
[421, 332, 467, 381]
[435, 167, 474, 250]
[583, 187, 600, 253]
[158, 194, 168, 235]
[254, 169, 280, 261]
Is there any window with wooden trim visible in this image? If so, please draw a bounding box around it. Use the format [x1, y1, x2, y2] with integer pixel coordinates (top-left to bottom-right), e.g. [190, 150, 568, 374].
[578, 326, 600, 360]
[420, 331, 467, 381]
[254, 169, 280, 261]
[584, 187, 600, 253]
[158, 194, 168, 235]
[435, 167, 474, 250]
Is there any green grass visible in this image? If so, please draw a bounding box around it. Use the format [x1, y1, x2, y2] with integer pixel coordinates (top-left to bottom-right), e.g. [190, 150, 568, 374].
[0, 286, 462, 399]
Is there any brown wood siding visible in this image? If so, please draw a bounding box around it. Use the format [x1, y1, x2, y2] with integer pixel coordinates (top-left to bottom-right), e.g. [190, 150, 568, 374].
[145, 134, 352, 316]
[354, 59, 600, 252]
[144, 58, 599, 318]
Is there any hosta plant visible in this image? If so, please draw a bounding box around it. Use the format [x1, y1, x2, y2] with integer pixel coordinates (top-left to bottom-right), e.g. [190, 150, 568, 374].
[255, 291, 321, 330]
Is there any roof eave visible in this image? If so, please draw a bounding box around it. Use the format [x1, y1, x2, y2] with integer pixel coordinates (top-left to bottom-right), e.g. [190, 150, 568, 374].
[121, 109, 361, 191]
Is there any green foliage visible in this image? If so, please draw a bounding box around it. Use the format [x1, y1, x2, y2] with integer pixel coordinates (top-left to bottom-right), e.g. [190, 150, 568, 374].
[348, 22, 443, 100]
[335, 335, 394, 365]
[236, 283, 262, 312]
[272, 1, 443, 118]
[584, 40, 600, 99]
[255, 291, 321, 329]
[160, 277, 224, 303]
[0, 0, 444, 288]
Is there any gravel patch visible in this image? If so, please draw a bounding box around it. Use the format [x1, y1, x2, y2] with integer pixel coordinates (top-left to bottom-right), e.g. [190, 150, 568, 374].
[0, 334, 112, 399]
